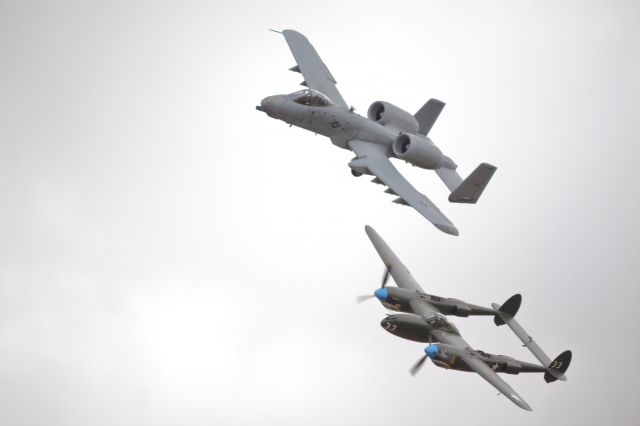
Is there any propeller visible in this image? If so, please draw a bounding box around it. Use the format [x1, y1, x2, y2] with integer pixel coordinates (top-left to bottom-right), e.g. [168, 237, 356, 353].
[356, 267, 391, 303]
[356, 294, 375, 303]
[410, 338, 436, 376]
[381, 267, 390, 288]
[410, 354, 428, 376]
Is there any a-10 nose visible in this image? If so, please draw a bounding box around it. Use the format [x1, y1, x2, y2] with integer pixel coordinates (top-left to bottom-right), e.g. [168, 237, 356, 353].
[256, 97, 270, 112]
[258, 95, 281, 112]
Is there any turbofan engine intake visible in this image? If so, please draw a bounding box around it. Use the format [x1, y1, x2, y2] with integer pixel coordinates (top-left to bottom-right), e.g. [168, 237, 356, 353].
[367, 101, 420, 134]
[392, 133, 447, 170]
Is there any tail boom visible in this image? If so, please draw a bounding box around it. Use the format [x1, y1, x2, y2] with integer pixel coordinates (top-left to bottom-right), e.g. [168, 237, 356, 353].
[492, 298, 571, 382]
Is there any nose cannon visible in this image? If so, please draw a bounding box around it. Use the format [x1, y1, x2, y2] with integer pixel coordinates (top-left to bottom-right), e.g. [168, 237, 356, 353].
[256, 97, 270, 112]
[256, 95, 289, 118]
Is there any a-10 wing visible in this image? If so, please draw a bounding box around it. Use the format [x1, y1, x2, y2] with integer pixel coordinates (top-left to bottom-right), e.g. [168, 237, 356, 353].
[352, 141, 458, 235]
[281, 29, 348, 108]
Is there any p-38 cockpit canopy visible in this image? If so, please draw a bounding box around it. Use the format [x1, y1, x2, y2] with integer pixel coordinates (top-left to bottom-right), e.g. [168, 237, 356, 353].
[424, 312, 460, 336]
[288, 89, 333, 106]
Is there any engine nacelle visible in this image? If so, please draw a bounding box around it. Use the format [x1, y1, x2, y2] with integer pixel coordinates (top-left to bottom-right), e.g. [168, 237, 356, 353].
[380, 314, 433, 343]
[425, 343, 459, 370]
[447, 299, 473, 317]
[392, 133, 447, 170]
[367, 101, 420, 134]
[498, 360, 523, 375]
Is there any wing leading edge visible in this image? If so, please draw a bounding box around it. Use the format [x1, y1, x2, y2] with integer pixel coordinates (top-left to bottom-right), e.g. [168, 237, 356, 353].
[349, 140, 458, 236]
[281, 29, 348, 108]
[463, 354, 533, 411]
[436, 333, 533, 411]
[364, 225, 423, 292]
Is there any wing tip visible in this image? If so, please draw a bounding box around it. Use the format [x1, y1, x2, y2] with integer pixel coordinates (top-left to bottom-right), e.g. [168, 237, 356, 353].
[510, 393, 533, 411]
[435, 223, 459, 236]
[281, 29, 307, 40]
[364, 225, 378, 241]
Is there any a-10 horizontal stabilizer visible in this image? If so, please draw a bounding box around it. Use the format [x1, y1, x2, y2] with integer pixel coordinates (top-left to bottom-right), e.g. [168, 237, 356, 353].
[449, 163, 497, 204]
[492, 298, 569, 382]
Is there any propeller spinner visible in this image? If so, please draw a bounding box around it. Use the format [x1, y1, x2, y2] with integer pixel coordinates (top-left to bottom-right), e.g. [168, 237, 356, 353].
[356, 267, 391, 303]
[410, 343, 439, 376]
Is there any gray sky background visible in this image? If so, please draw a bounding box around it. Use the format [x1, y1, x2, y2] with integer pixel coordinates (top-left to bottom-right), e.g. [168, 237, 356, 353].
[1, 0, 639, 425]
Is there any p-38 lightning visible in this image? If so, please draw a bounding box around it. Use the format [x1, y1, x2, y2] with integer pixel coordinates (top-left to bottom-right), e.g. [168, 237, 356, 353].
[358, 226, 571, 410]
[257, 30, 497, 236]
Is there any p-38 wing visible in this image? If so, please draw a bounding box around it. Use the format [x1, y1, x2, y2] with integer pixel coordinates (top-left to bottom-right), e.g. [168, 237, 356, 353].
[352, 141, 458, 235]
[424, 319, 533, 411]
[364, 224, 424, 292]
[366, 225, 532, 410]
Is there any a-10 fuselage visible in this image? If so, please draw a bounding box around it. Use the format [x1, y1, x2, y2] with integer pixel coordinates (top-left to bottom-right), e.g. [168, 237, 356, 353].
[259, 89, 451, 170]
[260, 90, 397, 149]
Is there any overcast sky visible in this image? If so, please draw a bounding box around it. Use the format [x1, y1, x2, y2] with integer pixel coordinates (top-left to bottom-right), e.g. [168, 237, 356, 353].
[1, 0, 639, 425]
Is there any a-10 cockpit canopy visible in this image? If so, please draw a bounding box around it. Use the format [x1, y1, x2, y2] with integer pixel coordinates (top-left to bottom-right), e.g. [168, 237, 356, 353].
[288, 89, 333, 107]
[424, 312, 460, 336]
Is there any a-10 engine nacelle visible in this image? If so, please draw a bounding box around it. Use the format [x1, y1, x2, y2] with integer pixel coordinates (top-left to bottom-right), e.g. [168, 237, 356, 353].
[392, 133, 452, 170]
[367, 101, 420, 134]
[380, 313, 433, 343]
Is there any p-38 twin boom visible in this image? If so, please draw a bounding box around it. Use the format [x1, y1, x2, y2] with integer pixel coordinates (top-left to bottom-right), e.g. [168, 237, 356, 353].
[358, 226, 572, 410]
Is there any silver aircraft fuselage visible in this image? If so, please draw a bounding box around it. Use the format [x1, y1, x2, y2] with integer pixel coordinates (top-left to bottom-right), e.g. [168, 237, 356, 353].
[260, 93, 407, 154]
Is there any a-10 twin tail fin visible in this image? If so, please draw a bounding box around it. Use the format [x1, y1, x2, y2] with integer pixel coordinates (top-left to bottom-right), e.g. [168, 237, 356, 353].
[492, 294, 572, 383]
[436, 163, 497, 204]
[447, 163, 497, 203]
[414, 99, 497, 204]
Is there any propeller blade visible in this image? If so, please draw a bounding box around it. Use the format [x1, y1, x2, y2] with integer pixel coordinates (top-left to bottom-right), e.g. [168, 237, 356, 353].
[356, 294, 375, 304]
[381, 267, 390, 288]
[410, 355, 428, 376]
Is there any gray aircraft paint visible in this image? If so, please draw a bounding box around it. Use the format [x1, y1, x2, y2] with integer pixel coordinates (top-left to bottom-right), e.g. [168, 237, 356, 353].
[258, 30, 497, 236]
[362, 225, 571, 411]
[3, 2, 637, 425]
